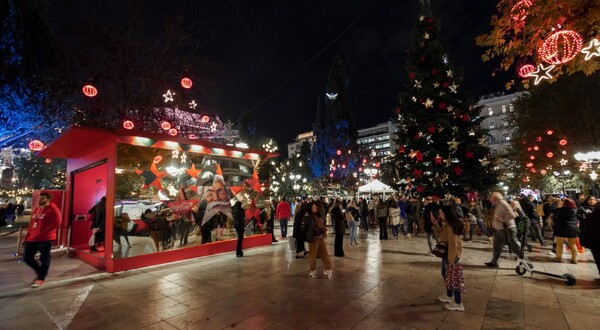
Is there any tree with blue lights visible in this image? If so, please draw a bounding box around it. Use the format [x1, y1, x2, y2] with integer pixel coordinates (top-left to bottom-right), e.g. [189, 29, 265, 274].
[310, 56, 359, 186]
[0, 0, 72, 148]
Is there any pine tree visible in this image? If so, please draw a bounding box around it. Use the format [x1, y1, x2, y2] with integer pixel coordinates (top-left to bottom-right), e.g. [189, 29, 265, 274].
[310, 56, 359, 185]
[392, 2, 497, 198]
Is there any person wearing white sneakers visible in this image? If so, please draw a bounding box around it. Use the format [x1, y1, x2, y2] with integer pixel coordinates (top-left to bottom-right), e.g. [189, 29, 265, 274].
[303, 202, 333, 279]
[431, 205, 465, 312]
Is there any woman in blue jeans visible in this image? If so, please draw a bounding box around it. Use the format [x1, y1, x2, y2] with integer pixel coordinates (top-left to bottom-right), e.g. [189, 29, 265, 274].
[347, 200, 360, 246]
[431, 205, 465, 312]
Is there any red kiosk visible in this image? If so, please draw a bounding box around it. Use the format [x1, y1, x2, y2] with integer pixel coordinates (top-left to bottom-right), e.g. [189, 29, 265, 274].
[39, 127, 276, 272]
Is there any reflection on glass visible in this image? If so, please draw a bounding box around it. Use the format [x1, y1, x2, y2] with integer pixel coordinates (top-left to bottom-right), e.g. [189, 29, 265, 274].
[113, 144, 270, 259]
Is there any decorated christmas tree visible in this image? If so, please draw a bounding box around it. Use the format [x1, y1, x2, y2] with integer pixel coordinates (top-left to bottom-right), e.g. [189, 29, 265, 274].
[310, 56, 359, 184]
[392, 2, 497, 198]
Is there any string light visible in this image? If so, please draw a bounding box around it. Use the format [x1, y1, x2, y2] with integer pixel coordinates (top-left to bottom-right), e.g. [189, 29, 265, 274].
[82, 84, 98, 97]
[581, 39, 600, 61]
[163, 90, 175, 102]
[530, 63, 555, 85]
[518, 64, 535, 78]
[510, 0, 532, 21]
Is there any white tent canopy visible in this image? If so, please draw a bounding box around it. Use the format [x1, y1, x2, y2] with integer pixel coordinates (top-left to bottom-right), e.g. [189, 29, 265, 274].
[358, 179, 395, 194]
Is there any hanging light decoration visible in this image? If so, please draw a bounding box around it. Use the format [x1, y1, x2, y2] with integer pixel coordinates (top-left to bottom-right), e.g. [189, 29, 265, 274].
[82, 84, 98, 97]
[122, 120, 135, 130]
[518, 64, 536, 78]
[538, 30, 584, 65]
[28, 140, 45, 151]
[510, 0, 532, 21]
[168, 128, 178, 136]
[546, 130, 554, 135]
[201, 115, 210, 123]
[559, 138, 568, 146]
[180, 77, 193, 89]
[161, 121, 172, 130]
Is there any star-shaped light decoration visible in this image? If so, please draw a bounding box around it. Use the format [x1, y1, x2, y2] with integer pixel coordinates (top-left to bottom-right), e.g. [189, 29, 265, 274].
[398, 145, 406, 154]
[186, 163, 202, 179]
[419, 15, 425, 21]
[438, 126, 445, 133]
[442, 54, 449, 64]
[479, 156, 490, 166]
[180, 152, 187, 163]
[446, 70, 453, 77]
[434, 154, 444, 165]
[433, 82, 440, 88]
[163, 90, 175, 102]
[326, 92, 338, 100]
[245, 170, 262, 194]
[189, 100, 197, 109]
[414, 80, 422, 89]
[414, 150, 424, 162]
[438, 102, 447, 110]
[424, 98, 434, 108]
[529, 63, 555, 85]
[427, 125, 437, 134]
[413, 169, 423, 178]
[167, 185, 179, 197]
[581, 39, 600, 61]
[559, 158, 568, 166]
[210, 122, 218, 132]
[445, 157, 453, 167]
[412, 96, 417, 102]
[439, 91, 446, 96]
[453, 166, 463, 175]
[134, 162, 168, 190]
[465, 151, 474, 159]
[579, 162, 589, 172]
[424, 33, 430, 39]
[449, 83, 458, 93]
[447, 139, 461, 151]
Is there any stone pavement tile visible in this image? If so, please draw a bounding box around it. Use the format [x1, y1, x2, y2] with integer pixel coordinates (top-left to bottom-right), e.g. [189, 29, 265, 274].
[562, 309, 600, 330]
[0, 314, 59, 330]
[523, 304, 567, 330]
[152, 302, 191, 320]
[228, 312, 279, 329]
[485, 298, 525, 325]
[163, 307, 233, 330]
[140, 320, 180, 330]
[352, 316, 408, 330]
[309, 310, 369, 329]
[443, 311, 485, 329]
[482, 316, 526, 329]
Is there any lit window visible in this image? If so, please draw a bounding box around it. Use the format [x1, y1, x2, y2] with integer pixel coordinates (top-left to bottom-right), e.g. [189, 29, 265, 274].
[502, 105, 506, 114]
[509, 104, 514, 112]
[489, 122, 495, 129]
[504, 135, 510, 141]
[488, 108, 493, 116]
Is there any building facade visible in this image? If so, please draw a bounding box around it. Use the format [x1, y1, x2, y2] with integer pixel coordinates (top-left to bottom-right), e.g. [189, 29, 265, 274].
[477, 92, 522, 157]
[287, 131, 315, 158]
[356, 121, 397, 158]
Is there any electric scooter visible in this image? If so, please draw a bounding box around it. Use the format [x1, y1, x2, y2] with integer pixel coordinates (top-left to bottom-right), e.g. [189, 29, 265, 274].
[513, 216, 576, 286]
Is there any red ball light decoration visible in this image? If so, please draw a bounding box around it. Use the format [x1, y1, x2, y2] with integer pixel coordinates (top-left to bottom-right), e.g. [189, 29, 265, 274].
[510, 0, 532, 21]
[329, 173, 334, 178]
[527, 147, 532, 151]
[45, 158, 52, 164]
[530, 155, 535, 160]
[526, 162, 533, 168]
[201, 115, 210, 123]
[530, 168, 536, 173]
[180, 77, 193, 89]
[559, 138, 568, 146]
[341, 164, 346, 169]
[336, 149, 342, 156]
[28, 140, 45, 151]
[122, 120, 135, 130]
[536, 136, 542, 142]
[533, 146, 539, 151]
[538, 30, 583, 65]
[160, 121, 172, 130]
[82, 84, 98, 97]
[358, 167, 363, 172]
[546, 152, 554, 158]
[188, 134, 197, 139]
[168, 128, 178, 136]
[546, 130, 554, 135]
[518, 64, 535, 78]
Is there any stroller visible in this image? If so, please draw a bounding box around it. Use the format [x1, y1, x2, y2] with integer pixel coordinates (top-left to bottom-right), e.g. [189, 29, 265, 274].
[514, 215, 576, 285]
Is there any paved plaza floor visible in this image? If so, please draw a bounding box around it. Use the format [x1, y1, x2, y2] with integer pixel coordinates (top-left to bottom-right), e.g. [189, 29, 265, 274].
[1, 230, 599, 330]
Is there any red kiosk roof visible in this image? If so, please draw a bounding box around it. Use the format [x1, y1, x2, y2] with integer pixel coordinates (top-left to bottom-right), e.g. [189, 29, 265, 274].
[39, 127, 278, 160]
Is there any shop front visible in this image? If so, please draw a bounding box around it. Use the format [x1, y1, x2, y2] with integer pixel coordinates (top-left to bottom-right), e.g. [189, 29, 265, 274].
[39, 127, 276, 272]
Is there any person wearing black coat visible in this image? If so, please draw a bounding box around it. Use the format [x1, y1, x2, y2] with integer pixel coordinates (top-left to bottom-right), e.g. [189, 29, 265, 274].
[330, 200, 345, 257]
[519, 195, 545, 246]
[580, 203, 600, 276]
[89, 197, 106, 252]
[232, 201, 246, 257]
[292, 202, 309, 258]
[552, 198, 579, 264]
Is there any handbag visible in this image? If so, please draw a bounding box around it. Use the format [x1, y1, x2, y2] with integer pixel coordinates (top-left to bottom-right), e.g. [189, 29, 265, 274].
[288, 236, 297, 251]
[432, 241, 448, 258]
[445, 263, 466, 292]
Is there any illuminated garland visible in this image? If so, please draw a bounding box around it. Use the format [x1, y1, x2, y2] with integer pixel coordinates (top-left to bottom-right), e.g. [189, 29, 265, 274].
[537, 30, 583, 65]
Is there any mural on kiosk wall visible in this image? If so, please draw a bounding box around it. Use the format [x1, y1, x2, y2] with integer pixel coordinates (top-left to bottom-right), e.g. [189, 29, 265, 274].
[113, 143, 270, 259]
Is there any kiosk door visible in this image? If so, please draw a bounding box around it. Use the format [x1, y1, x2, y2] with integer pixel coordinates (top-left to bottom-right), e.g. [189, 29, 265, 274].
[70, 161, 108, 248]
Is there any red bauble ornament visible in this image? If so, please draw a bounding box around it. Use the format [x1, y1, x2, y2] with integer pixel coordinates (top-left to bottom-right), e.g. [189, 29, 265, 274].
[538, 30, 583, 65]
[546, 130, 554, 135]
[336, 149, 342, 156]
[536, 136, 542, 142]
[181, 77, 193, 89]
[122, 120, 135, 130]
[530, 155, 535, 160]
[160, 121, 172, 130]
[358, 167, 363, 172]
[533, 146, 539, 151]
[526, 162, 533, 168]
[168, 128, 178, 136]
[330, 173, 334, 178]
[559, 138, 568, 146]
[45, 158, 52, 164]
[341, 164, 346, 169]
[28, 140, 45, 151]
[546, 152, 554, 158]
[82, 84, 98, 97]
[510, 0, 532, 21]
[518, 64, 535, 78]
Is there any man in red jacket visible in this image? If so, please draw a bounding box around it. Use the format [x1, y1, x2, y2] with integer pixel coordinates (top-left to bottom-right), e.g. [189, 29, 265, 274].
[276, 196, 291, 239]
[23, 191, 62, 288]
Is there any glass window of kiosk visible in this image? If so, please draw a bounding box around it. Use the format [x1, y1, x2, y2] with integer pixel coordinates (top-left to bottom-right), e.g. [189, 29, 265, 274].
[112, 143, 270, 259]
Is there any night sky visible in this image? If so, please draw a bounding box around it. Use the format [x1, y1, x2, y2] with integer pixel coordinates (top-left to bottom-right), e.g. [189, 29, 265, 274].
[56, 1, 510, 153]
